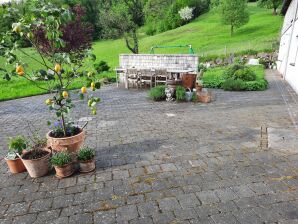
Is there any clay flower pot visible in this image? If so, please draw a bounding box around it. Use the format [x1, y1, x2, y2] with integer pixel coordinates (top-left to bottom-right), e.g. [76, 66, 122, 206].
[79, 159, 95, 173]
[21, 151, 50, 178]
[54, 163, 74, 178]
[197, 93, 212, 103]
[5, 157, 26, 174]
[47, 129, 85, 154]
[195, 84, 203, 92]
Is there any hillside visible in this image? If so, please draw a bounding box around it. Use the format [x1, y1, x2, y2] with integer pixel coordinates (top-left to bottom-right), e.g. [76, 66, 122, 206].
[93, 3, 283, 68]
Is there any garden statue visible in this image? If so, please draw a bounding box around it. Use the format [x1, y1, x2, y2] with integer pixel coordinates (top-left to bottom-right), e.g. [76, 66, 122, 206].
[165, 87, 175, 102]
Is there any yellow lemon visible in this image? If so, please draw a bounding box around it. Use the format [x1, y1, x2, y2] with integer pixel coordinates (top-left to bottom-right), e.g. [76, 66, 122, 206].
[62, 91, 68, 99]
[45, 99, 52, 105]
[87, 71, 93, 77]
[81, 86, 87, 94]
[54, 64, 61, 73]
[16, 65, 24, 76]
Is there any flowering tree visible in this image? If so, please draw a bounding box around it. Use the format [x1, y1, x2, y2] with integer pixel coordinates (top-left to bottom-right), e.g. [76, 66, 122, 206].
[179, 6, 194, 21]
[0, 1, 100, 137]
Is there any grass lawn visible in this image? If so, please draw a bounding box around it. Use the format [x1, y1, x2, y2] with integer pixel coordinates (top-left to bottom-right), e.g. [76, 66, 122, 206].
[0, 3, 282, 100]
[202, 65, 267, 91]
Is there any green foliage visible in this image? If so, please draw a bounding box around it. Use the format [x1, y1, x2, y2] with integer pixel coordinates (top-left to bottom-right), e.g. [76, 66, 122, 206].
[223, 64, 256, 81]
[202, 67, 225, 88]
[191, 92, 198, 102]
[244, 79, 268, 91]
[51, 152, 72, 167]
[149, 85, 166, 101]
[176, 86, 186, 101]
[94, 61, 110, 74]
[77, 146, 95, 161]
[222, 78, 246, 91]
[258, 0, 282, 15]
[8, 136, 27, 155]
[219, 0, 250, 35]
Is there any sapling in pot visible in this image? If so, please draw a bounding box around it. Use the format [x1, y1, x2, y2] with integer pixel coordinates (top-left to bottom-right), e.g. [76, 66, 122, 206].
[51, 151, 74, 178]
[77, 146, 96, 173]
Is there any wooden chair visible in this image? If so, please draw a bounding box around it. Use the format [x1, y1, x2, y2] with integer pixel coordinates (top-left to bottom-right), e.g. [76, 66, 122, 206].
[139, 69, 154, 89]
[126, 68, 139, 89]
[154, 69, 168, 86]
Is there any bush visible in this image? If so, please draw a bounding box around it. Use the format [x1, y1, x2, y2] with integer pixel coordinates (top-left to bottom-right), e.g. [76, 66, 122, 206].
[77, 146, 95, 161]
[244, 79, 268, 91]
[8, 136, 27, 156]
[223, 64, 256, 81]
[94, 61, 110, 74]
[176, 86, 186, 101]
[149, 86, 166, 101]
[51, 152, 72, 167]
[222, 78, 246, 91]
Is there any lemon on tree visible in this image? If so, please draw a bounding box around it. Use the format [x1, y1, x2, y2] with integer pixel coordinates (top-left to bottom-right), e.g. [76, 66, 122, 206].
[16, 65, 24, 76]
[45, 99, 53, 105]
[62, 91, 68, 99]
[54, 64, 61, 73]
[81, 86, 87, 94]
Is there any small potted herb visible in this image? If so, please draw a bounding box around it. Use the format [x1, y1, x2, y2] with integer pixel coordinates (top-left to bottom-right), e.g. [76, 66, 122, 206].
[51, 152, 74, 178]
[5, 136, 27, 174]
[21, 133, 51, 178]
[77, 147, 96, 173]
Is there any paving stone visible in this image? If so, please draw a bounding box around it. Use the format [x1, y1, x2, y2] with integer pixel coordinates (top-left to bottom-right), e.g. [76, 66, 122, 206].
[174, 208, 199, 220]
[215, 187, 239, 202]
[116, 205, 138, 221]
[211, 212, 238, 224]
[43, 217, 68, 224]
[137, 201, 159, 217]
[127, 195, 145, 205]
[160, 163, 177, 172]
[12, 213, 37, 224]
[69, 213, 92, 223]
[152, 212, 176, 224]
[52, 194, 74, 209]
[94, 210, 116, 224]
[158, 197, 181, 211]
[29, 198, 52, 213]
[65, 185, 86, 194]
[196, 190, 220, 205]
[60, 205, 82, 217]
[113, 170, 129, 179]
[176, 193, 202, 208]
[233, 208, 263, 224]
[35, 209, 60, 222]
[73, 191, 94, 205]
[6, 202, 29, 216]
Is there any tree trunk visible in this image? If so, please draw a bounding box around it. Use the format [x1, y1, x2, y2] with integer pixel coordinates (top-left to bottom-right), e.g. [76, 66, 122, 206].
[231, 25, 234, 36]
[124, 30, 139, 54]
[272, 7, 277, 15]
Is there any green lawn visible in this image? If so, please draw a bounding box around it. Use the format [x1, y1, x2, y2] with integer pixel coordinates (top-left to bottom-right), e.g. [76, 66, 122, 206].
[0, 3, 282, 100]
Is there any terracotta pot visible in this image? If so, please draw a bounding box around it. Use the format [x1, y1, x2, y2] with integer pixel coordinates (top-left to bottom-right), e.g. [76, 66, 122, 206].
[197, 93, 212, 103]
[182, 74, 197, 89]
[195, 84, 203, 92]
[54, 163, 74, 178]
[79, 159, 96, 173]
[21, 151, 50, 178]
[47, 129, 85, 154]
[5, 157, 26, 174]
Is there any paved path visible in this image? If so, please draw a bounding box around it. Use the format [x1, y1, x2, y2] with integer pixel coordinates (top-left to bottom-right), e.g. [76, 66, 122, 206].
[0, 70, 297, 224]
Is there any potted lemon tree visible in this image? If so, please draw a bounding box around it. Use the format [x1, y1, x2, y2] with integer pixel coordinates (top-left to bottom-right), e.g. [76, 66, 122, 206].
[0, 3, 100, 155]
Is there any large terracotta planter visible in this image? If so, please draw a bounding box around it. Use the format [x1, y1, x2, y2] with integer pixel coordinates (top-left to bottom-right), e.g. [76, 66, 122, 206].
[79, 159, 95, 173]
[182, 74, 197, 89]
[5, 157, 26, 174]
[54, 163, 74, 178]
[47, 129, 85, 154]
[21, 151, 50, 178]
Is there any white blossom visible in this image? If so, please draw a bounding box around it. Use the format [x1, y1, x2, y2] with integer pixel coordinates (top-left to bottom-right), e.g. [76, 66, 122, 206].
[179, 6, 194, 21]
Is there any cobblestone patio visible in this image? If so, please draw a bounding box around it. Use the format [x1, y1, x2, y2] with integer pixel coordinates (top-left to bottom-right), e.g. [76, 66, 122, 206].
[0, 70, 297, 224]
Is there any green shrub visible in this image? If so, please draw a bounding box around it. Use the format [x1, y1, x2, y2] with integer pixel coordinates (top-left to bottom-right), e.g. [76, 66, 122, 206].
[77, 147, 95, 162]
[8, 136, 27, 155]
[51, 152, 72, 167]
[191, 92, 198, 102]
[222, 79, 246, 91]
[223, 64, 256, 81]
[94, 61, 110, 74]
[149, 86, 166, 101]
[244, 79, 268, 91]
[176, 86, 186, 101]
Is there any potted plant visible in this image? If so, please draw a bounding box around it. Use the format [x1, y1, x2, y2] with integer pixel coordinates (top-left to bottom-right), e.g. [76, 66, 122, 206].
[5, 136, 27, 174]
[51, 152, 74, 178]
[21, 133, 51, 178]
[196, 79, 204, 92]
[0, 3, 101, 155]
[77, 146, 96, 173]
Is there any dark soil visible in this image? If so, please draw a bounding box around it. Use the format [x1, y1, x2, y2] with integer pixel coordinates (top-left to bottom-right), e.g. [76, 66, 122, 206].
[22, 150, 49, 160]
[49, 127, 81, 138]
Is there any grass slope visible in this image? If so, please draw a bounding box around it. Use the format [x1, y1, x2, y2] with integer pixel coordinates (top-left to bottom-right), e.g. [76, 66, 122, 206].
[0, 3, 283, 100]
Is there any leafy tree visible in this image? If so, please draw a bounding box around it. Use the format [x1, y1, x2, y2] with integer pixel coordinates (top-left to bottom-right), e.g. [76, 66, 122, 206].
[220, 0, 249, 36]
[100, 0, 144, 54]
[258, 0, 282, 15]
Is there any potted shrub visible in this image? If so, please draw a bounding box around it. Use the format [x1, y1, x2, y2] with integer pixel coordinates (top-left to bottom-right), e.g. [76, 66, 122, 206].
[0, 3, 100, 155]
[21, 134, 51, 178]
[5, 136, 27, 174]
[77, 146, 96, 173]
[51, 152, 74, 178]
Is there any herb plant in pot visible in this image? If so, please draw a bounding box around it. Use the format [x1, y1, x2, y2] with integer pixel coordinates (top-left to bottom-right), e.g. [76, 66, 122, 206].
[51, 152, 74, 178]
[0, 3, 100, 155]
[77, 146, 96, 173]
[21, 135, 51, 178]
[5, 136, 27, 174]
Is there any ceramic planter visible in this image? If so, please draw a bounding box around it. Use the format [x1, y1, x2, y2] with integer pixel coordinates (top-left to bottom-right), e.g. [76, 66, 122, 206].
[47, 129, 85, 154]
[198, 93, 212, 103]
[21, 151, 50, 178]
[195, 84, 203, 92]
[182, 74, 197, 89]
[5, 157, 26, 174]
[54, 163, 74, 178]
[79, 159, 95, 173]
